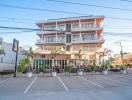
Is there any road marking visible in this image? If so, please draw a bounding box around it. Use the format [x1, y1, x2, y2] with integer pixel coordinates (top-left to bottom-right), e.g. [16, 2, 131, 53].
[0, 78, 11, 84]
[99, 76, 128, 85]
[78, 76, 104, 88]
[114, 75, 132, 81]
[24, 77, 37, 94]
[57, 76, 69, 92]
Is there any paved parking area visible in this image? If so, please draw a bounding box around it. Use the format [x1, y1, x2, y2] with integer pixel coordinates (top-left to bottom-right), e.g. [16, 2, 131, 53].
[0, 73, 132, 100]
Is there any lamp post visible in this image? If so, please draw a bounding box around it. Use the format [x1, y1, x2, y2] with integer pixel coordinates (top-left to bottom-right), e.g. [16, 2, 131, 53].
[12, 39, 19, 77]
[115, 41, 124, 65]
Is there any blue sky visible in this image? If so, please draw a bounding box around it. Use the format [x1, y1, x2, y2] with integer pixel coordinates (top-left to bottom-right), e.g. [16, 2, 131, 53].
[0, 0, 132, 54]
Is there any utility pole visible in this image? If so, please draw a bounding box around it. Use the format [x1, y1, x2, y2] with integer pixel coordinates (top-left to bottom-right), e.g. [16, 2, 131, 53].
[119, 42, 124, 65]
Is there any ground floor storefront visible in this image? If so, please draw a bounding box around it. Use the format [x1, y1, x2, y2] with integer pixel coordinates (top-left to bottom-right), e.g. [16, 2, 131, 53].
[33, 54, 90, 71]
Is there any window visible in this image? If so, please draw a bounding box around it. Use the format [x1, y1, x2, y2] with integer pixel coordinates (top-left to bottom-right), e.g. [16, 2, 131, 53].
[58, 24, 65, 31]
[45, 25, 56, 30]
[58, 36, 65, 42]
[81, 22, 89, 28]
[66, 24, 71, 32]
[82, 33, 95, 41]
[66, 45, 70, 51]
[72, 23, 79, 29]
[89, 34, 94, 40]
[66, 34, 71, 43]
[47, 36, 56, 42]
[72, 35, 80, 41]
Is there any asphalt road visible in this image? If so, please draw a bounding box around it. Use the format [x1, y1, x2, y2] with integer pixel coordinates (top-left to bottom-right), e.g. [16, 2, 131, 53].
[0, 72, 132, 100]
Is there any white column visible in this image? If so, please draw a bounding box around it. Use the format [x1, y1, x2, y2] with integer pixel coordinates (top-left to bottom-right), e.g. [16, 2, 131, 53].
[79, 32, 82, 41]
[56, 33, 57, 42]
[37, 58, 39, 69]
[45, 59, 47, 67]
[60, 60, 62, 69]
[34, 59, 36, 70]
[56, 22, 58, 30]
[79, 20, 81, 28]
[42, 24, 44, 30]
[94, 19, 96, 27]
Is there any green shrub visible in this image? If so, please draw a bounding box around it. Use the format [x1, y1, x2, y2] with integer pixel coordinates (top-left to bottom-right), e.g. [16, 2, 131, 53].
[39, 64, 46, 73]
[64, 64, 73, 72]
[84, 67, 92, 72]
[120, 65, 127, 70]
[18, 59, 27, 72]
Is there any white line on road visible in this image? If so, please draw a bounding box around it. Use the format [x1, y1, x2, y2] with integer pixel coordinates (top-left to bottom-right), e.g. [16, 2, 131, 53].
[78, 76, 104, 88]
[0, 78, 12, 84]
[24, 77, 37, 94]
[115, 75, 132, 80]
[57, 76, 69, 92]
[99, 76, 128, 85]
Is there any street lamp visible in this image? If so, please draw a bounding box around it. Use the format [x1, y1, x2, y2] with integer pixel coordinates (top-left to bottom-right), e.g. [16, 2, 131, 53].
[115, 41, 124, 65]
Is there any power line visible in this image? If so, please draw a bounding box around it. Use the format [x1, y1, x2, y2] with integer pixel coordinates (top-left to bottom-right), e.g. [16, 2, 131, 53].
[0, 26, 39, 31]
[120, 0, 132, 2]
[0, 3, 89, 15]
[0, 19, 34, 24]
[0, 16, 35, 22]
[46, 0, 132, 12]
[0, 3, 132, 21]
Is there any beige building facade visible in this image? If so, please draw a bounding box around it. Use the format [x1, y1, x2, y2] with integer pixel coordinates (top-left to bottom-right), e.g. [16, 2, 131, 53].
[34, 16, 104, 69]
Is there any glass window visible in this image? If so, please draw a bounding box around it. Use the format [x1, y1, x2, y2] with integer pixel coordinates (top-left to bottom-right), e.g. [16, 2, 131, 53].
[47, 36, 56, 42]
[58, 36, 65, 42]
[72, 35, 80, 41]
[72, 23, 79, 29]
[66, 34, 71, 43]
[58, 25, 65, 31]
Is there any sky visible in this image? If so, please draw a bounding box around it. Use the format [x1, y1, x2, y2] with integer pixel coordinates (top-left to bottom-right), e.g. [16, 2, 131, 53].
[0, 0, 132, 54]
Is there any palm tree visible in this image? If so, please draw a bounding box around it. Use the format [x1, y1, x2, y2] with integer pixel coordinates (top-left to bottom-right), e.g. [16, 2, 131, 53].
[26, 47, 35, 72]
[51, 48, 61, 72]
[75, 49, 83, 71]
[96, 49, 111, 70]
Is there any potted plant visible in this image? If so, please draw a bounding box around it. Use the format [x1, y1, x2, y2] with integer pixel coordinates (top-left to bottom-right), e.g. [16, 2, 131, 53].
[102, 64, 109, 75]
[24, 47, 35, 77]
[25, 58, 33, 77]
[18, 59, 27, 76]
[64, 63, 72, 76]
[120, 64, 127, 74]
[39, 64, 46, 76]
[91, 60, 96, 74]
[50, 49, 60, 77]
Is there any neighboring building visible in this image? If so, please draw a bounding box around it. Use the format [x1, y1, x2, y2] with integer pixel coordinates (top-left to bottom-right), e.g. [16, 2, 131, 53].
[34, 16, 104, 69]
[0, 40, 26, 72]
[112, 53, 132, 66]
[0, 42, 26, 64]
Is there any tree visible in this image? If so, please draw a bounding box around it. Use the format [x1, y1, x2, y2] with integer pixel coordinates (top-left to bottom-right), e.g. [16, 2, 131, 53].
[51, 48, 61, 72]
[26, 47, 35, 72]
[0, 49, 5, 55]
[75, 49, 83, 71]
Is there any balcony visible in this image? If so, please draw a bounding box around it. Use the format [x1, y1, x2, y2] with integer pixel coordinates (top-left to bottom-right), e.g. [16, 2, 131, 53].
[71, 27, 103, 32]
[37, 26, 103, 34]
[36, 39, 65, 45]
[72, 36, 104, 44]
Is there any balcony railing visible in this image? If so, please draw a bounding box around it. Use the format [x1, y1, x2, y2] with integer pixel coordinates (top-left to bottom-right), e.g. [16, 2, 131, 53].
[36, 39, 65, 45]
[72, 37, 104, 44]
[38, 26, 103, 33]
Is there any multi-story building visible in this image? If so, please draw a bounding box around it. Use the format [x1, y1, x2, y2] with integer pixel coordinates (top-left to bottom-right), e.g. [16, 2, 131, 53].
[34, 16, 104, 69]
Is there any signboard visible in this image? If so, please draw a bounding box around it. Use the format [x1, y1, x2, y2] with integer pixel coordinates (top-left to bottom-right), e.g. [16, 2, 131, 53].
[12, 39, 19, 52]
